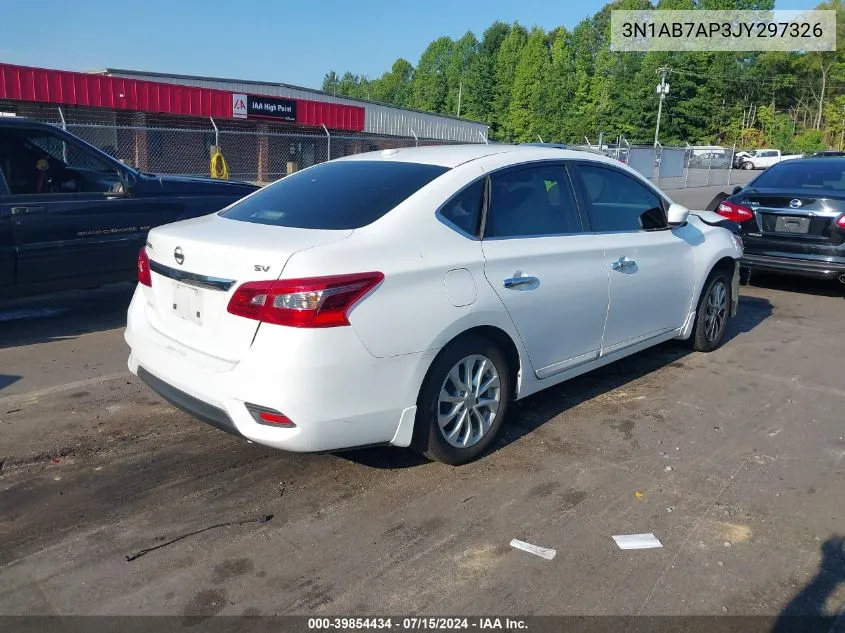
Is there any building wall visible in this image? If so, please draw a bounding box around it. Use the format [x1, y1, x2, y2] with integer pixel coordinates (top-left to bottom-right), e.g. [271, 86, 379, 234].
[101, 70, 489, 143]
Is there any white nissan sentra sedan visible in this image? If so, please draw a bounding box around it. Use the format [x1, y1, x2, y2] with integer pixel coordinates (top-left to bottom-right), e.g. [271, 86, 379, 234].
[126, 144, 742, 464]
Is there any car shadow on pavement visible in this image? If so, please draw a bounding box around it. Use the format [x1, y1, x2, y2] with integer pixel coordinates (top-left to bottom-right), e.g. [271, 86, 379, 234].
[0, 283, 134, 349]
[342, 293, 774, 469]
[0, 374, 21, 392]
[725, 294, 774, 344]
[748, 272, 845, 299]
[770, 535, 845, 633]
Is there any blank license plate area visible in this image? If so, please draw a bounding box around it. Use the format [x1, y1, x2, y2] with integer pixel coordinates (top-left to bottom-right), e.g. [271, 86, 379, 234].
[172, 282, 203, 325]
[775, 216, 810, 234]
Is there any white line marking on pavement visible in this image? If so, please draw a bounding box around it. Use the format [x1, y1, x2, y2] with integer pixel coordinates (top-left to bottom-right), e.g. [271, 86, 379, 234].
[0, 371, 131, 407]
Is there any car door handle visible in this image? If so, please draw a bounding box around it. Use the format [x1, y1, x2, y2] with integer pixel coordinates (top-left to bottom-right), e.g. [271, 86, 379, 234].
[10, 206, 45, 216]
[503, 276, 539, 289]
[611, 256, 636, 271]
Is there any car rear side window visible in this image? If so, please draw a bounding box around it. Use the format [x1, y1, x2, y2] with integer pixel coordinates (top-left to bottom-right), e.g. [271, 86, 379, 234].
[220, 161, 449, 229]
[439, 179, 485, 236]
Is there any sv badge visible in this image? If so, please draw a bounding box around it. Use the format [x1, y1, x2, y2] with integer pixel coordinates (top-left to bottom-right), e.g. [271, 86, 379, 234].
[254, 265, 270, 272]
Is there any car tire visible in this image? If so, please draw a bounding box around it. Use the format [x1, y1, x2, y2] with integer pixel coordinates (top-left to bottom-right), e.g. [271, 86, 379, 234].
[690, 270, 732, 353]
[741, 161, 754, 170]
[414, 334, 511, 465]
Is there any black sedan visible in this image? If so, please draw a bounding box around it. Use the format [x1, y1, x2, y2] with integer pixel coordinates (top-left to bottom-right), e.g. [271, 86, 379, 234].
[716, 158, 845, 288]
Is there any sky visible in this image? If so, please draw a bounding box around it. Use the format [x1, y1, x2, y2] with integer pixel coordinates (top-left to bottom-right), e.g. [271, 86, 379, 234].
[0, 0, 825, 90]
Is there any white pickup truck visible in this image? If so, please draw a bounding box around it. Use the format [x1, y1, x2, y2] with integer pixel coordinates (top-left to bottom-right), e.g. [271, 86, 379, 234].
[739, 149, 803, 170]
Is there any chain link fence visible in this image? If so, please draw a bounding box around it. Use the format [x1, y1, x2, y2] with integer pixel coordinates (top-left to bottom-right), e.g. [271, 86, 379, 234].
[8, 103, 757, 190]
[17, 106, 470, 184]
[584, 142, 751, 190]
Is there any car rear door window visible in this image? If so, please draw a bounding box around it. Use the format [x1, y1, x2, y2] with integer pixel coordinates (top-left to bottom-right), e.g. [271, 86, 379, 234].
[221, 160, 449, 230]
[574, 164, 667, 232]
[484, 164, 582, 238]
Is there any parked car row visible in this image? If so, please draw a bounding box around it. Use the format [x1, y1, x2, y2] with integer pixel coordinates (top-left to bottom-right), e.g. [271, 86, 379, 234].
[9, 118, 841, 468]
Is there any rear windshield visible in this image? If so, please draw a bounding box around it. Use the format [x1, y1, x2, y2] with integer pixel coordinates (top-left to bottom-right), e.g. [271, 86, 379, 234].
[753, 161, 845, 191]
[220, 160, 449, 229]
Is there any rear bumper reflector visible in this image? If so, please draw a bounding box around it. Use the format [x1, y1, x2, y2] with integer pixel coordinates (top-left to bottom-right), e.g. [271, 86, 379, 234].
[245, 403, 296, 427]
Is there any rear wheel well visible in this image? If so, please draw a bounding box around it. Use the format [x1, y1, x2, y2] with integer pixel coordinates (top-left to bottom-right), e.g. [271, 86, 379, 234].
[431, 326, 521, 400]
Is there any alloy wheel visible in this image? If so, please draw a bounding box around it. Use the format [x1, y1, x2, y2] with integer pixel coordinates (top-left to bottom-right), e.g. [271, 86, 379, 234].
[704, 280, 728, 343]
[437, 354, 501, 449]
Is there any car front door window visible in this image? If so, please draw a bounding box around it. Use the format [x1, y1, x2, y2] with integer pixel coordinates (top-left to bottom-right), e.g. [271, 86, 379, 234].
[0, 128, 123, 196]
[575, 164, 667, 232]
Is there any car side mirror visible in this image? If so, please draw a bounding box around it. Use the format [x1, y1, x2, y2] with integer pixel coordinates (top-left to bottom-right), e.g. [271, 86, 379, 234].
[120, 168, 138, 192]
[667, 202, 690, 225]
[732, 186, 742, 194]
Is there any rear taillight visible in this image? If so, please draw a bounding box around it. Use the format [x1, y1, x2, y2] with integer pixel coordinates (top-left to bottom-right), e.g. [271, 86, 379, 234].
[717, 200, 755, 223]
[138, 247, 152, 287]
[227, 272, 384, 328]
[835, 214, 845, 229]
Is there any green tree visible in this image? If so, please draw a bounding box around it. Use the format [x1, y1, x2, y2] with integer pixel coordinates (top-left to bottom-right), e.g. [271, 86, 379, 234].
[321, 71, 340, 94]
[369, 59, 414, 107]
[492, 24, 528, 136]
[445, 32, 480, 117]
[507, 28, 551, 141]
[412, 37, 455, 113]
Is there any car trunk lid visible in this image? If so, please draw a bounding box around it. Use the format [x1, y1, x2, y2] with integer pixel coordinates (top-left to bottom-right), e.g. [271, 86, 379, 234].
[736, 189, 845, 243]
[142, 214, 352, 361]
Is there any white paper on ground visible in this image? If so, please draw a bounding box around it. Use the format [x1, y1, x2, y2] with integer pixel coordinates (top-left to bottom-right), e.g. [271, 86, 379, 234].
[510, 539, 557, 560]
[612, 533, 663, 550]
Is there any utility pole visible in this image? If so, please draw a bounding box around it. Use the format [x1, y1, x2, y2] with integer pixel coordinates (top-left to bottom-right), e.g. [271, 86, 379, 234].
[654, 66, 669, 148]
[456, 82, 463, 117]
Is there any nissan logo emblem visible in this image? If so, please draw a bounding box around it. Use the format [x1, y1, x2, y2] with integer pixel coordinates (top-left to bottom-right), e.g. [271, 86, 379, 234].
[174, 247, 184, 265]
[789, 199, 802, 208]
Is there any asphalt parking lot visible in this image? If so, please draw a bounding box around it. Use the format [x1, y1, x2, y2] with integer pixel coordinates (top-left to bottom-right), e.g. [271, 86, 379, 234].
[0, 184, 843, 621]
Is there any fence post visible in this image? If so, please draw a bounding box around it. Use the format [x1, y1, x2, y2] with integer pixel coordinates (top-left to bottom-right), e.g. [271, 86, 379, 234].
[209, 117, 219, 148]
[411, 129, 418, 147]
[706, 151, 713, 186]
[684, 148, 690, 189]
[57, 107, 68, 162]
[322, 124, 331, 161]
[728, 140, 737, 186]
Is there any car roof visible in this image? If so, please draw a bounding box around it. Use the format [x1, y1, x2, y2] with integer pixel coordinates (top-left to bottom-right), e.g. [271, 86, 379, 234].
[0, 117, 60, 130]
[767, 157, 845, 167]
[335, 143, 623, 169]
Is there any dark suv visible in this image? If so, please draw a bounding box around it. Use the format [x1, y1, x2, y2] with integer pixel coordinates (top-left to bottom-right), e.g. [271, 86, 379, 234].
[716, 157, 845, 288]
[0, 118, 258, 299]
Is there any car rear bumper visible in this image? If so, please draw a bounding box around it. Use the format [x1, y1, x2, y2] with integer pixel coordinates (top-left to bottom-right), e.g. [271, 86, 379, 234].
[741, 253, 845, 279]
[136, 366, 244, 439]
[125, 287, 431, 453]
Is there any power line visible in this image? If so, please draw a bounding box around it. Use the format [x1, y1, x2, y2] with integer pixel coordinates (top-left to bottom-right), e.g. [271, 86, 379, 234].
[667, 67, 845, 92]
